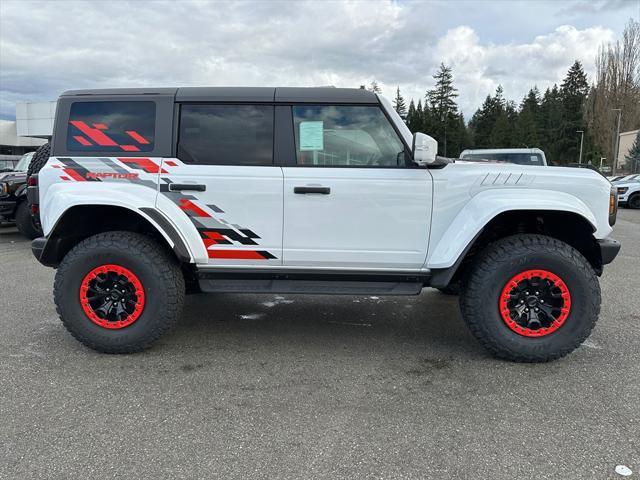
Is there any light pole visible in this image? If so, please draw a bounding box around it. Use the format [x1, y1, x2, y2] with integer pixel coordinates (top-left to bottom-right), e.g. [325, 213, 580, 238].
[612, 108, 622, 175]
[577, 130, 584, 164]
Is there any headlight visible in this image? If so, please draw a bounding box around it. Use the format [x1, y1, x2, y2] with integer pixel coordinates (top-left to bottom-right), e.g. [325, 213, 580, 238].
[0, 182, 8, 196]
[617, 187, 628, 194]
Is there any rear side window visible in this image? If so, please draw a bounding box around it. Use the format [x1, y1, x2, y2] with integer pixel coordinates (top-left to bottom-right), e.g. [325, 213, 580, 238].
[67, 101, 155, 152]
[177, 104, 274, 165]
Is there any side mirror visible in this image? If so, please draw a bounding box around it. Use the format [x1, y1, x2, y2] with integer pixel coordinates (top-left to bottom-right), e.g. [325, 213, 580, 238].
[412, 133, 438, 166]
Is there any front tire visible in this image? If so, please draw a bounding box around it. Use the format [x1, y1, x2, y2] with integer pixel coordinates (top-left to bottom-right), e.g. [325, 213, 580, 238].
[54, 231, 185, 353]
[15, 201, 42, 239]
[628, 193, 640, 209]
[460, 234, 600, 363]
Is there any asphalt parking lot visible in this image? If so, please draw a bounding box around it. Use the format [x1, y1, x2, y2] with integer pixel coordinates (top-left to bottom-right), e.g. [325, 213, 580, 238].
[1, 210, 638, 480]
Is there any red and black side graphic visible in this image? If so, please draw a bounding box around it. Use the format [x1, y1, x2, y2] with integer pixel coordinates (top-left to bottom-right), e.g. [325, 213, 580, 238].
[53, 157, 163, 186]
[118, 157, 167, 174]
[160, 180, 276, 261]
[56, 157, 102, 182]
[69, 121, 152, 152]
[50, 156, 276, 261]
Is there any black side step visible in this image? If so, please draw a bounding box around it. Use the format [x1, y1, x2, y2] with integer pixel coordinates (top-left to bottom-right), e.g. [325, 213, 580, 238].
[197, 268, 429, 295]
[198, 279, 423, 295]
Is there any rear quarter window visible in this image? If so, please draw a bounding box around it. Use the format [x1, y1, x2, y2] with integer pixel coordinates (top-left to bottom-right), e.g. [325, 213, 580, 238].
[66, 101, 155, 152]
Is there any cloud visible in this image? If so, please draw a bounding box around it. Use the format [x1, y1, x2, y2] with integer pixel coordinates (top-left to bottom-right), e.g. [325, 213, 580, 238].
[434, 24, 615, 115]
[0, 0, 625, 120]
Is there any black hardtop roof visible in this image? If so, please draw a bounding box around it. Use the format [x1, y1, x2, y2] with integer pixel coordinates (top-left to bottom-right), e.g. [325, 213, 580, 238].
[60, 86, 379, 104]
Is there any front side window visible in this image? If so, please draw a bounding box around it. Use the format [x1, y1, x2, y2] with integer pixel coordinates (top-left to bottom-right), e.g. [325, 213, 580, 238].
[178, 104, 274, 165]
[67, 101, 155, 152]
[292, 105, 405, 167]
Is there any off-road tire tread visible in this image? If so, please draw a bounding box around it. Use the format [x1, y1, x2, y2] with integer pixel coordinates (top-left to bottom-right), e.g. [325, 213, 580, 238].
[460, 234, 600, 363]
[54, 231, 185, 353]
[26, 142, 50, 179]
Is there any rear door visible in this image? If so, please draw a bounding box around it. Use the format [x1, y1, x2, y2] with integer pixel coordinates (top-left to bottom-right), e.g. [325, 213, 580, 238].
[281, 104, 432, 270]
[157, 103, 283, 265]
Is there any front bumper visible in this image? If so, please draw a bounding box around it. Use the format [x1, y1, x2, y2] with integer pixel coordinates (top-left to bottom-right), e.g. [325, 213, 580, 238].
[0, 199, 17, 219]
[598, 238, 621, 265]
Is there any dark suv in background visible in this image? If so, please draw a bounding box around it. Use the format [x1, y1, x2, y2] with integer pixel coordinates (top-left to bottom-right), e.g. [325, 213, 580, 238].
[0, 152, 42, 239]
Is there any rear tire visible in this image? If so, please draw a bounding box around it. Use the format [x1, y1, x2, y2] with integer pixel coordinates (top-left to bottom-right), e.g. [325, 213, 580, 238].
[460, 234, 600, 362]
[54, 231, 185, 353]
[15, 201, 42, 239]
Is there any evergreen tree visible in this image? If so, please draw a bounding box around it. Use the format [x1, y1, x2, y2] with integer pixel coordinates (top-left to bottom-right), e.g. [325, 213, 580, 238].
[422, 101, 434, 137]
[416, 99, 424, 131]
[427, 63, 459, 120]
[368, 80, 382, 94]
[406, 99, 419, 132]
[468, 86, 507, 149]
[539, 85, 563, 163]
[626, 130, 640, 173]
[393, 86, 407, 118]
[558, 60, 589, 163]
[425, 63, 467, 156]
[516, 88, 541, 147]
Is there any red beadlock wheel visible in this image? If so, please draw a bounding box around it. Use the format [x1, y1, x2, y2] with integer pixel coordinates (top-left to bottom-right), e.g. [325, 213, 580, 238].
[79, 264, 145, 329]
[499, 269, 571, 338]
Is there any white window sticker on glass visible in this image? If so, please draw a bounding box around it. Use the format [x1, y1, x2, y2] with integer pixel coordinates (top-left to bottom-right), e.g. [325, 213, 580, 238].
[299, 121, 324, 151]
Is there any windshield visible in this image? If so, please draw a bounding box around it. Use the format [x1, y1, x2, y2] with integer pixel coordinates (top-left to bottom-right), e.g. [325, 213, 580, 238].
[0, 160, 16, 172]
[461, 152, 544, 166]
[14, 152, 34, 172]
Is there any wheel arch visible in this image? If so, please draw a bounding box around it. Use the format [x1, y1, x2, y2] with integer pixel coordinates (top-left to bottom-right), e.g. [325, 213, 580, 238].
[429, 209, 602, 288]
[36, 204, 192, 267]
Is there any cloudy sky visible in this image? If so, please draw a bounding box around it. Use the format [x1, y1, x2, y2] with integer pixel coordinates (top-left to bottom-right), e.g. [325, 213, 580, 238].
[0, 0, 637, 120]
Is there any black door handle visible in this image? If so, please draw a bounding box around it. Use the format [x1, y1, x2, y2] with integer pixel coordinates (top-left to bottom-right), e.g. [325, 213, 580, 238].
[294, 186, 331, 194]
[169, 183, 206, 192]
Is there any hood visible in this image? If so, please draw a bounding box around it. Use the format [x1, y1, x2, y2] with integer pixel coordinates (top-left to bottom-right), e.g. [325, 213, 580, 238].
[0, 171, 26, 183]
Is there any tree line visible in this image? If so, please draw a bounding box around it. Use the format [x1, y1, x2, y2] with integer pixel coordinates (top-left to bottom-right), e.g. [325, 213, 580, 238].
[374, 19, 640, 172]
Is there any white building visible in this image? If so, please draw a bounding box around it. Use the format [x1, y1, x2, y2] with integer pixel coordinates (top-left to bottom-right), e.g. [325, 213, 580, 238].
[0, 119, 47, 158]
[16, 101, 56, 138]
[618, 129, 639, 173]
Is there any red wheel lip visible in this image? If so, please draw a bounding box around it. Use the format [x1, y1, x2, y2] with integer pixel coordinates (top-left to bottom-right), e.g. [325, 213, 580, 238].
[79, 264, 145, 329]
[499, 269, 571, 338]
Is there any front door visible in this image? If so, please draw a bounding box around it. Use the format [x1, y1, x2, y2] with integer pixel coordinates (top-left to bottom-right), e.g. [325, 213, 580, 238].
[282, 104, 432, 270]
[157, 103, 283, 265]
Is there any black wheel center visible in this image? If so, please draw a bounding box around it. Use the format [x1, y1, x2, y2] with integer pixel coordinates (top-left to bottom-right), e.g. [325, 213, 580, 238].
[85, 272, 139, 322]
[505, 276, 568, 331]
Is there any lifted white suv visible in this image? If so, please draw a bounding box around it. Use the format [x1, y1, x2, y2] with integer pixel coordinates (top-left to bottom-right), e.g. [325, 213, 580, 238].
[30, 87, 620, 362]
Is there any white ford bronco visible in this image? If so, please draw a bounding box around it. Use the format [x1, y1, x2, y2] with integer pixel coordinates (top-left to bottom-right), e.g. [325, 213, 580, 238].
[29, 87, 620, 362]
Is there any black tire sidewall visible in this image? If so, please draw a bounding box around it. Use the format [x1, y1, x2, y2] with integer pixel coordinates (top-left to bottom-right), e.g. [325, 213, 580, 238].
[15, 201, 41, 239]
[462, 240, 599, 359]
[629, 194, 640, 209]
[57, 245, 176, 348]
